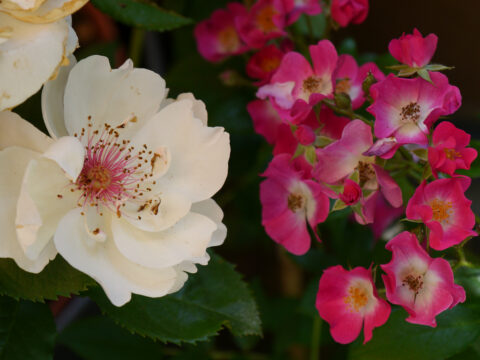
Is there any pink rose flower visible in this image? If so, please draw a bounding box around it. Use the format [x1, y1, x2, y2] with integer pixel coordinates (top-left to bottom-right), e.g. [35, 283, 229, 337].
[236, 0, 287, 49]
[194, 3, 249, 62]
[368, 72, 461, 147]
[334, 54, 385, 109]
[428, 121, 477, 177]
[330, 0, 369, 27]
[247, 99, 283, 144]
[257, 40, 338, 123]
[388, 29, 438, 68]
[406, 178, 477, 250]
[246, 44, 285, 85]
[339, 179, 362, 205]
[260, 154, 329, 255]
[316, 265, 390, 344]
[381, 231, 466, 326]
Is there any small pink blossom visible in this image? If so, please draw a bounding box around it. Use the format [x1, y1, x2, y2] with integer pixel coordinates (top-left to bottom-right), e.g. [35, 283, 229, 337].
[381, 231, 466, 326]
[282, 0, 322, 25]
[257, 40, 338, 123]
[340, 179, 362, 205]
[236, 0, 286, 49]
[428, 121, 477, 177]
[406, 178, 476, 250]
[364, 137, 399, 159]
[334, 54, 385, 109]
[194, 3, 249, 62]
[260, 154, 329, 255]
[368, 72, 461, 147]
[330, 0, 369, 27]
[246, 44, 285, 85]
[316, 265, 390, 344]
[388, 29, 438, 68]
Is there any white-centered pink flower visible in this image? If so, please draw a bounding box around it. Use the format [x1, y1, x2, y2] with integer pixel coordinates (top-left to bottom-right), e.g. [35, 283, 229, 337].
[381, 231, 466, 327]
[0, 55, 230, 306]
[0, 0, 87, 110]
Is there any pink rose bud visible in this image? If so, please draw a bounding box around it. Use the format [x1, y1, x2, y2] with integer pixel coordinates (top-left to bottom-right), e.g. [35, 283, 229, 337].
[339, 179, 362, 205]
[330, 0, 369, 27]
[294, 124, 316, 145]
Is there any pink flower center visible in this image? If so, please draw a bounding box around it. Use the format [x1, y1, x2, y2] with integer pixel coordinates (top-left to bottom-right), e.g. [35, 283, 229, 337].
[400, 102, 421, 124]
[358, 161, 376, 187]
[402, 274, 424, 296]
[72, 119, 156, 218]
[287, 193, 305, 212]
[335, 78, 352, 94]
[218, 26, 240, 52]
[260, 56, 281, 73]
[430, 198, 453, 224]
[256, 5, 278, 33]
[344, 286, 368, 312]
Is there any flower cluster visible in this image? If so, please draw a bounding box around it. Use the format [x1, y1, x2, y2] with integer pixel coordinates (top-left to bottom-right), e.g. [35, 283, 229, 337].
[196, 0, 477, 345]
[0, 3, 231, 307]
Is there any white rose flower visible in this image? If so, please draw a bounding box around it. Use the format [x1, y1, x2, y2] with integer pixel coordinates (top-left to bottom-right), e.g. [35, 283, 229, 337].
[0, 0, 87, 110]
[1, 55, 230, 306]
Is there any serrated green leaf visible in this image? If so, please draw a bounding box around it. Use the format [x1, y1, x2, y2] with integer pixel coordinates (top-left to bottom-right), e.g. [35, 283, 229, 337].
[90, 0, 193, 32]
[349, 304, 480, 360]
[0, 257, 96, 302]
[58, 316, 164, 360]
[0, 297, 56, 360]
[88, 254, 261, 344]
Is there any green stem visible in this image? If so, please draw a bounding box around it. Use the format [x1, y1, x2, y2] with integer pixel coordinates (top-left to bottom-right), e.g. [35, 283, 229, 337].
[129, 28, 146, 66]
[321, 99, 373, 126]
[310, 317, 322, 360]
[305, 15, 314, 41]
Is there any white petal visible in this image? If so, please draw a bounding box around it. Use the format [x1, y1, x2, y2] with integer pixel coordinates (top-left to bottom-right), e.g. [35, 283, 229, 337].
[0, 14, 69, 110]
[0, 147, 56, 272]
[0, 111, 52, 151]
[176, 93, 208, 125]
[41, 55, 76, 138]
[111, 212, 217, 270]
[191, 199, 227, 248]
[1, 0, 88, 23]
[63, 56, 166, 138]
[16, 156, 76, 260]
[122, 191, 192, 232]
[43, 136, 84, 181]
[131, 100, 230, 202]
[54, 209, 184, 306]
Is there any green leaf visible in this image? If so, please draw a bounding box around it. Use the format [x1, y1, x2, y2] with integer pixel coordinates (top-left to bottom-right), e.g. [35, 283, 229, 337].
[417, 68, 433, 83]
[0, 256, 96, 302]
[349, 304, 480, 360]
[0, 296, 56, 360]
[90, 0, 193, 32]
[455, 267, 480, 299]
[88, 254, 261, 344]
[58, 316, 164, 360]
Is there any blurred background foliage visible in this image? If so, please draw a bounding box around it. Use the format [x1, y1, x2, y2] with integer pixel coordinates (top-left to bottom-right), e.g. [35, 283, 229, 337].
[9, 0, 480, 359]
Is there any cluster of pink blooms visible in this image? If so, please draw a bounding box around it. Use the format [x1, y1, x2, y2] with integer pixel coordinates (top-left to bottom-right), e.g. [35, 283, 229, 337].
[195, 0, 477, 346]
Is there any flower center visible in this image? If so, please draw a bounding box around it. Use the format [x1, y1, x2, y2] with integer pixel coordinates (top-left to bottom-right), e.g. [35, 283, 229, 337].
[287, 193, 305, 212]
[344, 286, 368, 312]
[430, 198, 453, 224]
[400, 102, 421, 124]
[335, 78, 352, 95]
[444, 148, 461, 160]
[358, 161, 376, 187]
[260, 56, 281, 73]
[218, 26, 240, 52]
[402, 274, 424, 295]
[256, 5, 278, 33]
[72, 119, 157, 217]
[302, 76, 331, 99]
